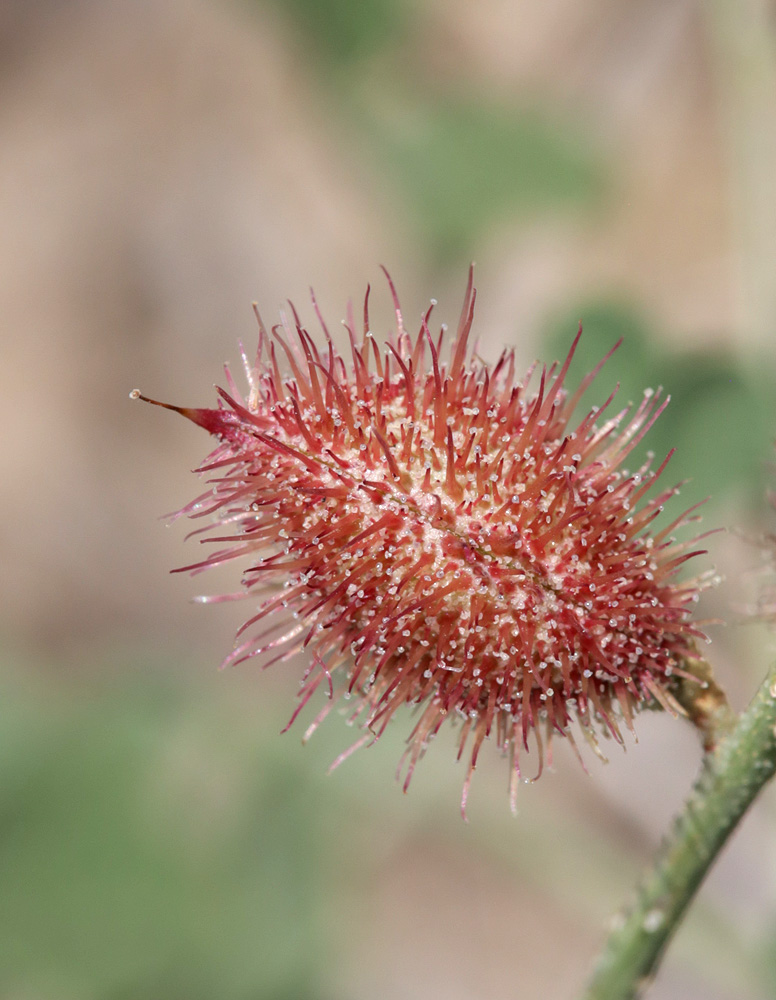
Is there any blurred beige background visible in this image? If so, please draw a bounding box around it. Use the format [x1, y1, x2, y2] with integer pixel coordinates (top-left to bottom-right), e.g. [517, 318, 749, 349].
[2, 2, 776, 998]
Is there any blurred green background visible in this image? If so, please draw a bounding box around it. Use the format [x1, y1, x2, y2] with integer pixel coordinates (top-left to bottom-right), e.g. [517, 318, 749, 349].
[2, 1, 776, 998]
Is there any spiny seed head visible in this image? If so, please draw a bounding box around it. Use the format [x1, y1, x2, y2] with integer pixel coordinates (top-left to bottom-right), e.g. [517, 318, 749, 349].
[136, 268, 710, 816]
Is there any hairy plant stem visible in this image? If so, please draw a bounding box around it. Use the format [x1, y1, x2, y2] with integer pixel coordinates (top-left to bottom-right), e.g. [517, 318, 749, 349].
[582, 662, 776, 1000]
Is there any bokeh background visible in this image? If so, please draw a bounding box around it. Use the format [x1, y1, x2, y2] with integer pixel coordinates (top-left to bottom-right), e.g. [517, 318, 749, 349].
[3, 1, 776, 997]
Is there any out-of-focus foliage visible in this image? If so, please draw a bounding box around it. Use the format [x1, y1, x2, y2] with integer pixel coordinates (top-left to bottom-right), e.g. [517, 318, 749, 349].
[265, 0, 602, 261]
[0, 664, 338, 1000]
[357, 98, 602, 262]
[271, 0, 406, 65]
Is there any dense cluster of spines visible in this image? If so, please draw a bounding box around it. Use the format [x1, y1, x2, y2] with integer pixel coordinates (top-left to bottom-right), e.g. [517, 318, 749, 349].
[135, 268, 708, 814]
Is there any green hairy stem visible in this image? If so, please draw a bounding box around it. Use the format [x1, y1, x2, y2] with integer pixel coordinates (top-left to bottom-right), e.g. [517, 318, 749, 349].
[582, 663, 776, 1000]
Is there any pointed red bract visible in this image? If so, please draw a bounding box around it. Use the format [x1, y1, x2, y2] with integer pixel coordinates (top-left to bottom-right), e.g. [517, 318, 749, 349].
[138, 270, 709, 815]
